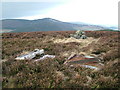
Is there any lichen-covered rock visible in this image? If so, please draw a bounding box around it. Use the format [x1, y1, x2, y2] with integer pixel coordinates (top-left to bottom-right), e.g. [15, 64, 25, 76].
[70, 30, 87, 39]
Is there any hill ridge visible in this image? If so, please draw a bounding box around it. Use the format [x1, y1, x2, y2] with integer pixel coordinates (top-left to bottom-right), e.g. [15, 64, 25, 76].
[2, 18, 106, 32]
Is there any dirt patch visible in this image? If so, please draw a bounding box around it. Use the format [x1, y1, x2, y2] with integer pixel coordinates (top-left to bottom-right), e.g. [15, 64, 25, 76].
[61, 50, 79, 57]
[53, 37, 99, 47]
[53, 37, 100, 57]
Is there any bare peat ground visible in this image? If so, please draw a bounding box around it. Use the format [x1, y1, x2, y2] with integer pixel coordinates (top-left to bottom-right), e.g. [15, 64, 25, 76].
[1, 31, 120, 88]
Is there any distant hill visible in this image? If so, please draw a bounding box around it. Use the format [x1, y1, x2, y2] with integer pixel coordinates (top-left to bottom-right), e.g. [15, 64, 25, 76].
[71, 22, 118, 30]
[1, 18, 107, 32]
[107, 26, 118, 30]
[98, 29, 119, 32]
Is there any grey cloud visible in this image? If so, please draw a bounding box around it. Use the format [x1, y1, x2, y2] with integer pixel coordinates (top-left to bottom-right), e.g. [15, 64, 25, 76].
[2, 2, 63, 19]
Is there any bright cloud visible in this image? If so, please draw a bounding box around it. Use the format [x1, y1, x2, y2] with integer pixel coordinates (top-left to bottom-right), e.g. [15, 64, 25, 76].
[14, 0, 119, 26]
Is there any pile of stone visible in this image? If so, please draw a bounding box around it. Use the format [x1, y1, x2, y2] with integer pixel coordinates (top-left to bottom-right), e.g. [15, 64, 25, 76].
[70, 30, 87, 39]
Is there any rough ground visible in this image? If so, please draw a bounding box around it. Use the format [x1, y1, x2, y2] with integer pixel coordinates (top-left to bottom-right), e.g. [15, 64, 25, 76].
[1, 31, 120, 88]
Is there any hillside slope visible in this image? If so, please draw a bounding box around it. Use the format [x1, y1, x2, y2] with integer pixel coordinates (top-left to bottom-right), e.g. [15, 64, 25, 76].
[2, 18, 106, 32]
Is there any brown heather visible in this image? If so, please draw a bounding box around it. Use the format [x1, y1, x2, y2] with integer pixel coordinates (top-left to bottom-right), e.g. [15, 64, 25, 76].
[2, 31, 120, 88]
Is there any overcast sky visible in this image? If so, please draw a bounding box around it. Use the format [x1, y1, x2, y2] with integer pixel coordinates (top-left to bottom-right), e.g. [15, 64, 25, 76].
[2, 0, 119, 26]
